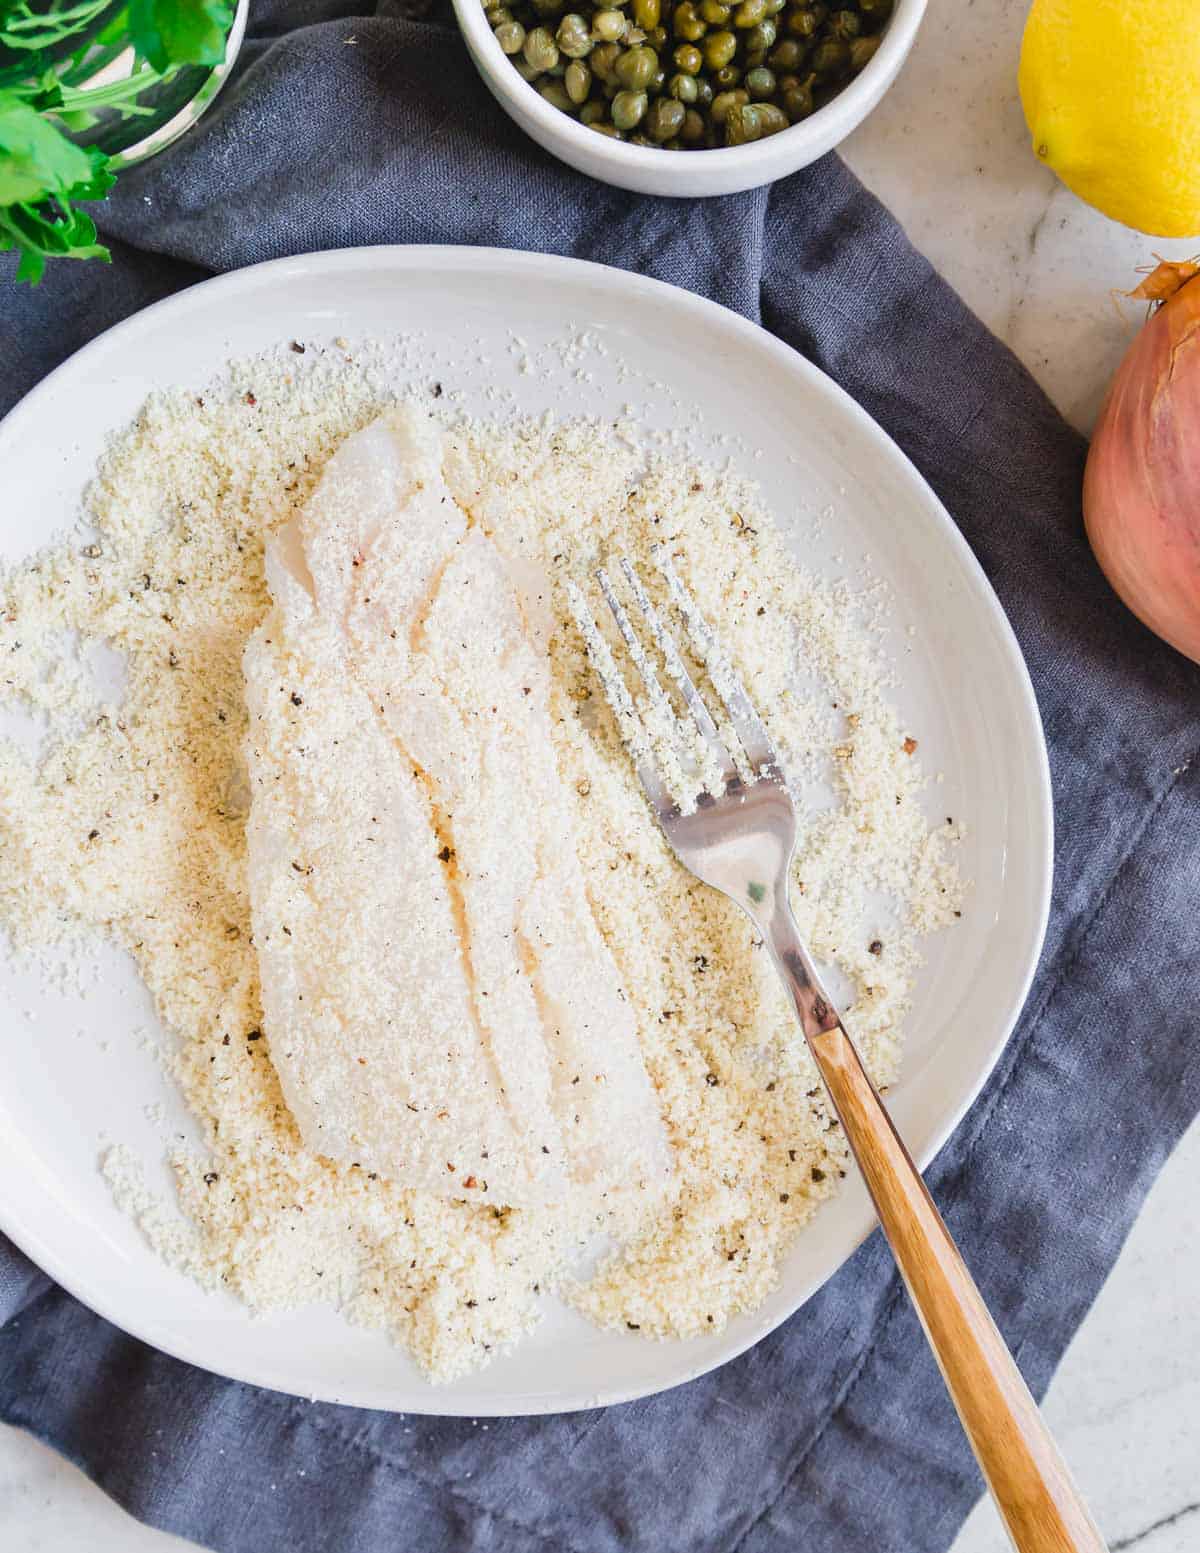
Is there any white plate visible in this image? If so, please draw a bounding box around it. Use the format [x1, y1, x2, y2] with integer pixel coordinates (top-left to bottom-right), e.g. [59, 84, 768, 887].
[0, 247, 1052, 1416]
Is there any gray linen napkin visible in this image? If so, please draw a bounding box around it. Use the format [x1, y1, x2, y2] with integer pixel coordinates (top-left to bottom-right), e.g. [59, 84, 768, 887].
[2, 4, 1198, 1551]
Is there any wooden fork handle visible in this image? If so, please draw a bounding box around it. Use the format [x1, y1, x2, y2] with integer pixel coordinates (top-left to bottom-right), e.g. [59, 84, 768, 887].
[808, 1020, 1107, 1553]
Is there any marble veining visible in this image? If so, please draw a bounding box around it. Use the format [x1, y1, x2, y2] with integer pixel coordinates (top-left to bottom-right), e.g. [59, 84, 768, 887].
[4, 1, 1199, 1548]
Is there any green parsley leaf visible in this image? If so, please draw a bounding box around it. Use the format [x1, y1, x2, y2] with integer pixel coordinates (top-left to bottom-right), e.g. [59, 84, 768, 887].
[0, 2, 234, 284]
[0, 0, 111, 53]
[0, 194, 110, 283]
[127, 0, 235, 74]
[0, 89, 99, 203]
[60, 140, 114, 201]
[0, 100, 112, 282]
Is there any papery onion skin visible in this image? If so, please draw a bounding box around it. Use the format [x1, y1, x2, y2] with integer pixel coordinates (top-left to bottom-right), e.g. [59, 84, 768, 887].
[1083, 268, 1200, 665]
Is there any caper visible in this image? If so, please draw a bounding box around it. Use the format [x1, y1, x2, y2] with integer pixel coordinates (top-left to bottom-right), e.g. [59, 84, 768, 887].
[724, 102, 763, 143]
[524, 25, 560, 70]
[827, 8, 860, 39]
[632, 0, 660, 27]
[673, 2, 706, 39]
[591, 8, 626, 39]
[540, 80, 576, 111]
[699, 0, 729, 21]
[780, 78, 813, 119]
[587, 120, 623, 136]
[646, 96, 686, 140]
[673, 41, 703, 72]
[487, 5, 514, 26]
[680, 107, 706, 141]
[556, 13, 593, 55]
[849, 34, 881, 72]
[769, 37, 804, 69]
[611, 87, 649, 127]
[694, 76, 713, 105]
[743, 18, 777, 52]
[733, 0, 766, 24]
[703, 28, 736, 67]
[744, 65, 775, 98]
[494, 19, 526, 53]
[590, 40, 621, 78]
[729, 98, 784, 140]
[710, 86, 749, 121]
[810, 37, 849, 75]
[615, 42, 657, 87]
[580, 97, 607, 123]
[513, 56, 541, 81]
[668, 71, 699, 101]
[712, 64, 741, 88]
[646, 26, 669, 50]
[565, 58, 592, 99]
[786, 6, 820, 36]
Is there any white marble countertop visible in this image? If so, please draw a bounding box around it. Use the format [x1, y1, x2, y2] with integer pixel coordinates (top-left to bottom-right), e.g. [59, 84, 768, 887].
[3, 1, 1198, 1548]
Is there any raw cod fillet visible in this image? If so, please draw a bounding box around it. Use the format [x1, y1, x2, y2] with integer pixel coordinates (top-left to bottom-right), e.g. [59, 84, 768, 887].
[243, 409, 668, 1205]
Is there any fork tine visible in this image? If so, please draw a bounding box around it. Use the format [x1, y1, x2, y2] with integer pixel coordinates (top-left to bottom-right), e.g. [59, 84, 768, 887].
[617, 559, 722, 747]
[596, 567, 682, 740]
[565, 579, 674, 816]
[611, 558, 734, 794]
[651, 545, 779, 775]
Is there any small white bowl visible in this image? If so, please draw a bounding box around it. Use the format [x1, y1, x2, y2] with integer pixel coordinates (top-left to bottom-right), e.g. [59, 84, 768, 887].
[452, 0, 926, 198]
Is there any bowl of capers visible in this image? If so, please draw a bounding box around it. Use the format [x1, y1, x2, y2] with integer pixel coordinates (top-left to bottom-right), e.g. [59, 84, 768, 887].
[452, 0, 924, 196]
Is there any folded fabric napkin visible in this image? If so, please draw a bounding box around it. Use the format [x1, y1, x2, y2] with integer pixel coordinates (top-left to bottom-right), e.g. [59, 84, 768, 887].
[2, 4, 1198, 1550]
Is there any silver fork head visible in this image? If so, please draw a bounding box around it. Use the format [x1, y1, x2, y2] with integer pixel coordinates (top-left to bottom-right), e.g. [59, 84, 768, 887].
[569, 548, 797, 925]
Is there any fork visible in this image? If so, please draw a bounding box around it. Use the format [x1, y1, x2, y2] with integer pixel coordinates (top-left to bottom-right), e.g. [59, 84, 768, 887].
[571, 547, 1107, 1553]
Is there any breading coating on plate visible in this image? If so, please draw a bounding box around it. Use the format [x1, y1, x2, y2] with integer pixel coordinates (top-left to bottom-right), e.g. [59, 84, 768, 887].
[244, 409, 670, 1206]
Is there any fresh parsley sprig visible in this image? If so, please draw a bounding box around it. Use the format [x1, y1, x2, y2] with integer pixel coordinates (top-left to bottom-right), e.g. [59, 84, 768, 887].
[0, 0, 234, 283]
[129, 0, 234, 75]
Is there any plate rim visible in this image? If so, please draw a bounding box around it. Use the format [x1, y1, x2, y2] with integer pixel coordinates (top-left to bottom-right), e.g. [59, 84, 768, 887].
[0, 243, 1054, 1415]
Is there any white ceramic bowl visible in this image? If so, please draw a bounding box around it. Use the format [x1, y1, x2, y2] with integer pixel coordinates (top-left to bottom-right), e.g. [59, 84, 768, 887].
[452, 0, 926, 197]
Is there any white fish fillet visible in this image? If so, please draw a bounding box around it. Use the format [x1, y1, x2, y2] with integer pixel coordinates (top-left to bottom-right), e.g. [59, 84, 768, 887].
[244, 408, 669, 1205]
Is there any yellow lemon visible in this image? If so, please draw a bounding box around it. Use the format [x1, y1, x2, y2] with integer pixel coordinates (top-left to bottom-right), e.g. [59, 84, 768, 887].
[1019, 0, 1200, 238]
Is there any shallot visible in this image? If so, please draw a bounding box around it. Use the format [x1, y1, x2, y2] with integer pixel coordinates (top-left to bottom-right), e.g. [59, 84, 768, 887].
[1083, 260, 1200, 664]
